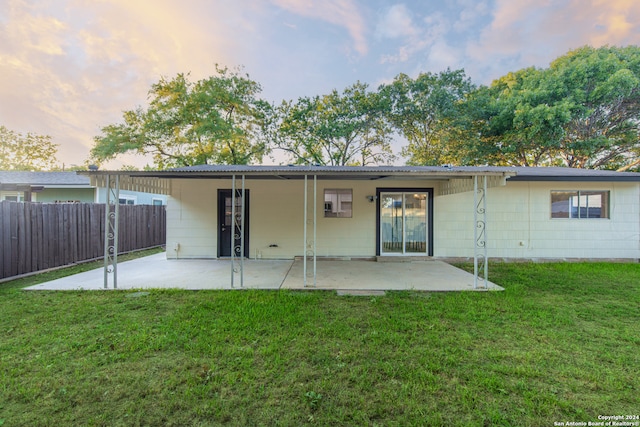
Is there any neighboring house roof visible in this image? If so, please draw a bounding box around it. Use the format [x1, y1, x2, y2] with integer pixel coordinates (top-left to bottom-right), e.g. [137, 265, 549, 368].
[0, 171, 92, 194]
[0, 171, 91, 187]
[0, 171, 167, 200]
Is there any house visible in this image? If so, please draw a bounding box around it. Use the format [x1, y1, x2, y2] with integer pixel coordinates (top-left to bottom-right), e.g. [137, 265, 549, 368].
[0, 171, 167, 205]
[83, 165, 640, 271]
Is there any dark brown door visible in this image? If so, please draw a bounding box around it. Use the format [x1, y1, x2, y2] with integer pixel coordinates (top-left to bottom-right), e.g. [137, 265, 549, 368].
[218, 190, 249, 257]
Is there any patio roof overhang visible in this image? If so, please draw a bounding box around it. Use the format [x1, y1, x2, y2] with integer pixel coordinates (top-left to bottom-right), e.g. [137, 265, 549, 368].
[80, 165, 517, 196]
[78, 165, 640, 291]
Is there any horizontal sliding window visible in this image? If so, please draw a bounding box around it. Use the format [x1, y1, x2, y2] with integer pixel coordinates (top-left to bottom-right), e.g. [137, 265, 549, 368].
[551, 191, 609, 219]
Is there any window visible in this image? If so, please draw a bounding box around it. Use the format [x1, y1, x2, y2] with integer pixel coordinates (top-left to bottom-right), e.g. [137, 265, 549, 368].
[152, 198, 164, 206]
[324, 189, 352, 218]
[118, 196, 136, 205]
[551, 191, 609, 219]
[3, 195, 19, 202]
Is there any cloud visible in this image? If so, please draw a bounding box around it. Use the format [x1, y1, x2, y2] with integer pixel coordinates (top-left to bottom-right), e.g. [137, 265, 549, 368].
[3, 0, 640, 168]
[376, 4, 419, 39]
[270, 0, 368, 55]
[377, 5, 449, 64]
[453, 0, 490, 32]
[466, 0, 640, 83]
[0, 0, 249, 167]
[427, 39, 463, 72]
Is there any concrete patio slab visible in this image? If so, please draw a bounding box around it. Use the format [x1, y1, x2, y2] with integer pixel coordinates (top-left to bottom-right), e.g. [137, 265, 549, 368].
[282, 259, 501, 291]
[24, 253, 294, 291]
[24, 253, 502, 292]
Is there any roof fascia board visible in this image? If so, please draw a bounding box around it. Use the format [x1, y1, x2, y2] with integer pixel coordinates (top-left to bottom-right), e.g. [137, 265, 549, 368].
[508, 176, 640, 182]
[80, 170, 516, 180]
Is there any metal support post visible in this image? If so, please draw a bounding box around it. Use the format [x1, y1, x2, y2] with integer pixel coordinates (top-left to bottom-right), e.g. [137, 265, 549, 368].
[303, 175, 307, 287]
[313, 174, 317, 287]
[231, 175, 236, 288]
[302, 175, 317, 287]
[103, 174, 120, 289]
[240, 175, 245, 287]
[230, 175, 245, 288]
[473, 175, 488, 289]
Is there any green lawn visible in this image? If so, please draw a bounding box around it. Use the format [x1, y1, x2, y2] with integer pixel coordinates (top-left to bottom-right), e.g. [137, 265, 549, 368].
[0, 259, 638, 426]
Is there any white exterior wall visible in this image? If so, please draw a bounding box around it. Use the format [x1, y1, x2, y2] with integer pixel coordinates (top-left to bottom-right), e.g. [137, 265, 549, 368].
[166, 178, 439, 259]
[166, 177, 640, 260]
[434, 181, 640, 259]
[166, 179, 217, 258]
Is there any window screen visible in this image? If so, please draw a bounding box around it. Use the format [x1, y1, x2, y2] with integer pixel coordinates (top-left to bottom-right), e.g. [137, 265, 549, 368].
[324, 189, 352, 218]
[551, 191, 609, 219]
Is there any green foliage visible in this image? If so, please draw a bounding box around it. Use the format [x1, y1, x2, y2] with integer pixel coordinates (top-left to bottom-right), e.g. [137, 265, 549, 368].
[90, 45, 640, 170]
[270, 82, 395, 165]
[304, 390, 323, 411]
[550, 46, 640, 168]
[0, 126, 59, 171]
[379, 69, 475, 165]
[461, 67, 573, 166]
[91, 66, 269, 169]
[461, 46, 640, 169]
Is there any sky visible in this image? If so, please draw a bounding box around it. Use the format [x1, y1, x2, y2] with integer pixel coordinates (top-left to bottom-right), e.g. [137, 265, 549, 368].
[1, 0, 640, 168]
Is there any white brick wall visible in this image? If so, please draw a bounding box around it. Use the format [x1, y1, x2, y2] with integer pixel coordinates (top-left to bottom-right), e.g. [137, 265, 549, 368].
[434, 181, 640, 259]
[166, 177, 640, 260]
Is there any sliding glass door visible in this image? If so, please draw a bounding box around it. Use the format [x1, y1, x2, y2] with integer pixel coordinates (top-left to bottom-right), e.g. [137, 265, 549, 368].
[380, 192, 428, 255]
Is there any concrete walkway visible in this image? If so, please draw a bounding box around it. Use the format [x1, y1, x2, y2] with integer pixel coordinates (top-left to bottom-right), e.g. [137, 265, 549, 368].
[24, 253, 502, 292]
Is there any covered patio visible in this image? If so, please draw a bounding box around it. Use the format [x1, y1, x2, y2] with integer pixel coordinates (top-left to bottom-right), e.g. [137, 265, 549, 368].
[81, 165, 515, 292]
[24, 252, 501, 292]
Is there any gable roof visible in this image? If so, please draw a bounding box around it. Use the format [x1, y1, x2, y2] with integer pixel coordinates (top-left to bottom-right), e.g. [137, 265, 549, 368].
[0, 171, 91, 186]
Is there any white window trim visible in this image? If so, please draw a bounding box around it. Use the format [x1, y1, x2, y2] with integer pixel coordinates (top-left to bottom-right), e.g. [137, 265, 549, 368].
[118, 195, 137, 205]
[2, 193, 22, 202]
[550, 190, 610, 219]
[324, 189, 353, 218]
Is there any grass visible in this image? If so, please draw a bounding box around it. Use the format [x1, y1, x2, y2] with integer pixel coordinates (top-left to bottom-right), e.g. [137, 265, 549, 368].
[0, 258, 638, 426]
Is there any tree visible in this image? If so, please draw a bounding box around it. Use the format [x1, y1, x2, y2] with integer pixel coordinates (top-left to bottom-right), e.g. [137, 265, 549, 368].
[0, 126, 59, 170]
[461, 46, 640, 169]
[92, 66, 269, 169]
[550, 45, 640, 169]
[379, 69, 475, 165]
[460, 67, 572, 166]
[270, 82, 395, 166]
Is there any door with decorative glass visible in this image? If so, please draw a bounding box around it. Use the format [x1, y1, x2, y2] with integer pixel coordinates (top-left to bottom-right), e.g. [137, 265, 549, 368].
[380, 192, 429, 255]
[218, 190, 250, 257]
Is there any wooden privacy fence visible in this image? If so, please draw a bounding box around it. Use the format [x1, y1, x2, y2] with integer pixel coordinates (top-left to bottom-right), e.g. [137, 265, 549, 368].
[0, 201, 166, 280]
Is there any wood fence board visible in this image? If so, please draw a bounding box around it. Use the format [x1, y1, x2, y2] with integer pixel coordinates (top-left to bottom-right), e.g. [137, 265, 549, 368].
[2, 203, 9, 276]
[24, 203, 32, 273]
[41, 204, 50, 270]
[32, 204, 42, 271]
[57, 204, 64, 265]
[89, 204, 101, 259]
[9, 203, 19, 277]
[17, 203, 26, 275]
[0, 202, 165, 280]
